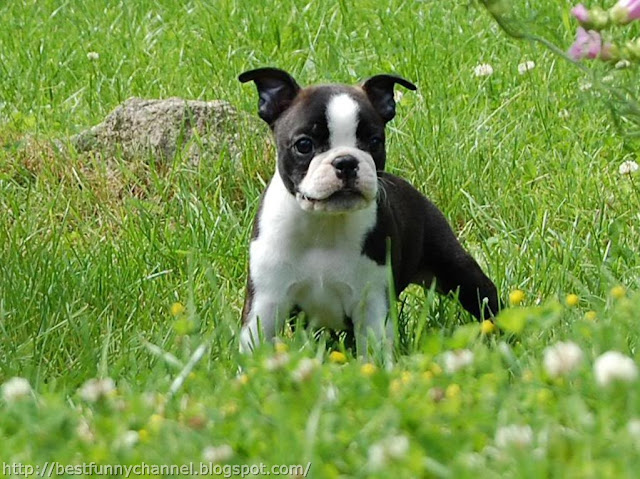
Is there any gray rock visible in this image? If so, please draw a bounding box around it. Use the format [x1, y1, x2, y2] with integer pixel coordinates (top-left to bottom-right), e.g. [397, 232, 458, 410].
[72, 97, 238, 162]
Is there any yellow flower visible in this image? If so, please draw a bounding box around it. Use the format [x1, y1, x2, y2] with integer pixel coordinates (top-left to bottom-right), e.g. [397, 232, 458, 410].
[422, 371, 434, 381]
[329, 351, 347, 364]
[138, 429, 150, 442]
[188, 372, 196, 380]
[481, 320, 496, 334]
[401, 371, 412, 384]
[170, 302, 186, 316]
[173, 317, 194, 335]
[584, 310, 597, 321]
[509, 289, 525, 306]
[446, 383, 461, 398]
[389, 379, 403, 395]
[274, 342, 288, 354]
[430, 363, 443, 376]
[148, 414, 163, 432]
[610, 285, 626, 300]
[536, 388, 553, 404]
[565, 294, 579, 307]
[361, 363, 377, 377]
[222, 403, 238, 416]
[482, 372, 498, 385]
[236, 374, 249, 385]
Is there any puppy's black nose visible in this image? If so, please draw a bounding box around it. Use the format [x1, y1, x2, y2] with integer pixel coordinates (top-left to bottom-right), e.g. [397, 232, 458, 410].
[332, 156, 359, 181]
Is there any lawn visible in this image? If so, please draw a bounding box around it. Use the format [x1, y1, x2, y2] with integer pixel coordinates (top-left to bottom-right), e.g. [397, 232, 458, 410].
[1, 0, 640, 477]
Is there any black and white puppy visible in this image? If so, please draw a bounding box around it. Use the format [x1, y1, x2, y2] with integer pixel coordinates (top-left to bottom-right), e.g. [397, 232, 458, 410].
[238, 67, 500, 355]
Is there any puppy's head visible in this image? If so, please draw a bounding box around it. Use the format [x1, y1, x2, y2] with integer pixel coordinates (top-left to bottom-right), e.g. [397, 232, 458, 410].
[239, 68, 416, 213]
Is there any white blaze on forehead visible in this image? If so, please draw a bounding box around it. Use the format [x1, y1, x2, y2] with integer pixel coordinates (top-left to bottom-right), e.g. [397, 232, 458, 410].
[326, 93, 359, 148]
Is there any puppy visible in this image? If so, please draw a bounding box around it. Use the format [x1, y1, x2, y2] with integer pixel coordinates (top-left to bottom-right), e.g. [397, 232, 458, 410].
[238, 67, 500, 356]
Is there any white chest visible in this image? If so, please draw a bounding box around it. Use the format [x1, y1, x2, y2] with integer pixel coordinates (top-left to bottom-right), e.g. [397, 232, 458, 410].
[249, 174, 387, 329]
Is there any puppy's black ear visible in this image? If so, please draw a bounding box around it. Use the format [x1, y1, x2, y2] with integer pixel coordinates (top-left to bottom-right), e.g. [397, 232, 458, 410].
[362, 74, 417, 123]
[238, 68, 301, 126]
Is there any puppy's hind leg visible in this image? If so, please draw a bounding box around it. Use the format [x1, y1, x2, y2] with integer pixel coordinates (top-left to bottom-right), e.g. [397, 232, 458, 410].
[419, 202, 501, 320]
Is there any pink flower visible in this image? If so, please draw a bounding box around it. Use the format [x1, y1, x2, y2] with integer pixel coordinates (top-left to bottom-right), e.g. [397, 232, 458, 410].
[611, 0, 640, 23]
[571, 4, 590, 23]
[569, 27, 614, 60]
[571, 4, 611, 29]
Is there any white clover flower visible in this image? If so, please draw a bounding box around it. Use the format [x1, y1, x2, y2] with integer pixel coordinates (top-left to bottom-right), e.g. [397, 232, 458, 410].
[386, 435, 410, 458]
[578, 81, 593, 91]
[78, 377, 116, 402]
[367, 443, 386, 470]
[558, 109, 570, 119]
[460, 451, 486, 468]
[1, 377, 32, 402]
[473, 63, 494, 77]
[264, 352, 290, 371]
[442, 349, 474, 374]
[498, 341, 515, 361]
[495, 424, 534, 449]
[76, 419, 95, 443]
[517, 60, 536, 74]
[115, 430, 139, 449]
[87, 51, 99, 61]
[615, 59, 631, 69]
[367, 435, 410, 470]
[202, 444, 234, 463]
[594, 351, 638, 387]
[325, 384, 339, 403]
[628, 419, 640, 442]
[619, 160, 639, 175]
[291, 358, 318, 383]
[543, 341, 583, 378]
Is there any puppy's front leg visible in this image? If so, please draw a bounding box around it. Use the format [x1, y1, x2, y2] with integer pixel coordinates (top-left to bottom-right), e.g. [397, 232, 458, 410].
[240, 290, 291, 353]
[352, 289, 394, 366]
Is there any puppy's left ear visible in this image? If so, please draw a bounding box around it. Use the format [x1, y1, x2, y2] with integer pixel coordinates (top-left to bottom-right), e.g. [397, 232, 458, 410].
[362, 74, 417, 123]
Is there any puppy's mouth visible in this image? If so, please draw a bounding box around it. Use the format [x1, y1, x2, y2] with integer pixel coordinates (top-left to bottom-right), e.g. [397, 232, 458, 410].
[296, 188, 371, 212]
[300, 188, 362, 203]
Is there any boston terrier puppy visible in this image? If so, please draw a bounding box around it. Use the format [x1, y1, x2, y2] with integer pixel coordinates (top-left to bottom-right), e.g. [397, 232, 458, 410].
[238, 67, 500, 356]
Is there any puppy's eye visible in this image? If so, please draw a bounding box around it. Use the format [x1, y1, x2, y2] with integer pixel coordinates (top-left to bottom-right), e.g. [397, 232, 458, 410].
[369, 137, 383, 150]
[294, 138, 314, 155]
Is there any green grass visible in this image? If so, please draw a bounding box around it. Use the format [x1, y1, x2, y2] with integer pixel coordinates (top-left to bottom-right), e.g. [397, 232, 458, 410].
[1, 0, 640, 476]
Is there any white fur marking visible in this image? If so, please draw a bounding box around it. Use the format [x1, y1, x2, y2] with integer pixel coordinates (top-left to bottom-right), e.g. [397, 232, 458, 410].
[327, 94, 359, 148]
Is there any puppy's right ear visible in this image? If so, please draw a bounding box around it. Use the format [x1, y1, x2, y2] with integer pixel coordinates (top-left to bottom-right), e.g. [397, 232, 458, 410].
[238, 68, 301, 126]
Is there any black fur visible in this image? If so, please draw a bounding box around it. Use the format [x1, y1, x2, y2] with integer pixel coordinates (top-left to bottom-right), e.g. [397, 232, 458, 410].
[363, 172, 500, 318]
